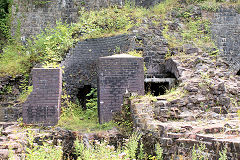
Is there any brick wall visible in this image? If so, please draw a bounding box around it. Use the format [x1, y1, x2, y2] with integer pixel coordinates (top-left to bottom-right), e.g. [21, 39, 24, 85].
[98, 54, 144, 123]
[11, 0, 163, 39]
[61, 34, 131, 99]
[211, 7, 240, 72]
[23, 68, 62, 126]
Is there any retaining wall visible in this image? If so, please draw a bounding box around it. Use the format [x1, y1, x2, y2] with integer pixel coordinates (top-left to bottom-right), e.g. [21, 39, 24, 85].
[125, 94, 240, 159]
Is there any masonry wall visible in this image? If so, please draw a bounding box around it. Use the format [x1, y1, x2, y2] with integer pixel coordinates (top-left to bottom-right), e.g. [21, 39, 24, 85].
[23, 68, 62, 126]
[125, 95, 240, 159]
[11, 0, 162, 39]
[210, 7, 240, 72]
[61, 34, 131, 99]
[98, 54, 144, 123]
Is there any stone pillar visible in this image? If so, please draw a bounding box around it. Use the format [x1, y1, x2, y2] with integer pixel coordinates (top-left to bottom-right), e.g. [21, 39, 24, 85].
[23, 68, 62, 126]
[98, 54, 144, 123]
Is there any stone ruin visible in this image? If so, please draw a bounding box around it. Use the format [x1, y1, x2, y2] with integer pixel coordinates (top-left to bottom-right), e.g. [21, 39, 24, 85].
[23, 54, 145, 125]
[15, 6, 240, 125]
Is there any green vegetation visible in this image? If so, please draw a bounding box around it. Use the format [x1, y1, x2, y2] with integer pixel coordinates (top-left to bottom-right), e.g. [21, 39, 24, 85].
[237, 110, 240, 120]
[155, 143, 163, 160]
[58, 88, 114, 132]
[0, 0, 12, 40]
[0, 21, 74, 77]
[0, 3, 148, 78]
[114, 102, 134, 135]
[192, 144, 207, 160]
[219, 148, 227, 160]
[158, 87, 187, 102]
[74, 132, 142, 160]
[127, 50, 143, 57]
[162, 16, 215, 55]
[9, 129, 63, 160]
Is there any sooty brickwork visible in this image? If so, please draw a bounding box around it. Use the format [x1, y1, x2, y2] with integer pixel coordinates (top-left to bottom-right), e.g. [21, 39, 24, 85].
[23, 68, 62, 126]
[98, 54, 144, 123]
[62, 34, 131, 99]
[211, 7, 240, 72]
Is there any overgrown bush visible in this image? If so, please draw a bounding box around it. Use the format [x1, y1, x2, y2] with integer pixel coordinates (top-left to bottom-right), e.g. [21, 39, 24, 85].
[0, 3, 147, 78]
[0, 21, 74, 77]
[0, 0, 12, 39]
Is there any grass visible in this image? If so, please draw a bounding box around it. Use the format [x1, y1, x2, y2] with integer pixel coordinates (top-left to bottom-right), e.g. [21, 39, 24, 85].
[0, 5, 145, 77]
[57, 107, 114, 132]
[1, 0, 235, 78]
[74, 132, 142, 160]
[0, 43, 31, 77]
[58, 89, 114, 132]
[158, 87, 187, 102]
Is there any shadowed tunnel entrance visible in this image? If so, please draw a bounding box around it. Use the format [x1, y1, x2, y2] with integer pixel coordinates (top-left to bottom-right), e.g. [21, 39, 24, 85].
[145, 82, 169, 96]
[76, 85, 92, 110]
[144, 77, 177, 96]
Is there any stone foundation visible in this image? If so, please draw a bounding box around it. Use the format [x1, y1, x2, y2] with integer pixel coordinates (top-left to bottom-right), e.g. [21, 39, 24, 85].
[125, 94, 240, 159]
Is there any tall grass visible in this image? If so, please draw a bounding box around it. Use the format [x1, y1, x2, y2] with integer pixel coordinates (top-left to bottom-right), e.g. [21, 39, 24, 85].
[58, 89, 114, 132]
[74, 132, 142, 160]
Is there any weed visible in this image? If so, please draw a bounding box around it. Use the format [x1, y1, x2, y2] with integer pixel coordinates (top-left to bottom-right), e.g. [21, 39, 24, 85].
[8, 129, 63, 160]
[199, 0, 220, 11]
[18, 85, 32, 103]
[237, 110, 240, 120]
[114, 101, 134, 135]
[124, 132, 142, 159]
[160, 87, 187, 102]
[152, 0, 177, 18]
[0, 0, 12, 40]
[74, 132, 141, 160]
[155, 143, 163, 160]
[127, 50, 143, 57]
[58, 89, 114, 132]
[192, 144, 207, 160]
[138, 140, 147, 159]
[219, 148, 227, 160]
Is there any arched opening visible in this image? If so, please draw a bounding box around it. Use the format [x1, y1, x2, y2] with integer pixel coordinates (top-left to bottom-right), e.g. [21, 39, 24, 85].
[76, 85, 92, 110]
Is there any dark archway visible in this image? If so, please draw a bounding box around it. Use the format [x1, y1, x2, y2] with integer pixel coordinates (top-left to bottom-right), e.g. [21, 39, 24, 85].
[145, 82, 169, 96]
[76, 85, 92, 110]
[237, 70, 240, 75]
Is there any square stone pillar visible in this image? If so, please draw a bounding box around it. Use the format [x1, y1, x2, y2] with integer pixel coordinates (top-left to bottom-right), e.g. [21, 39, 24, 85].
[23, 68, 62, 126]
[98, 54, 144, 123]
